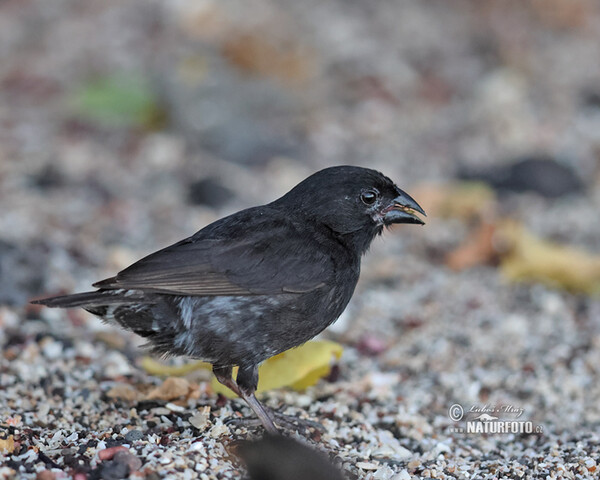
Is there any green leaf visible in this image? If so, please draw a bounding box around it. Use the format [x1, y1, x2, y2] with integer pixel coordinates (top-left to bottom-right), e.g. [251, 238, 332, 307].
[69, 74, 164, 129]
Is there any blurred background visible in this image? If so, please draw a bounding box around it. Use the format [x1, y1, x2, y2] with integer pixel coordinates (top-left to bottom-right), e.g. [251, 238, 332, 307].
[2, 0, 600, 301]
[2, 0, 600, 478]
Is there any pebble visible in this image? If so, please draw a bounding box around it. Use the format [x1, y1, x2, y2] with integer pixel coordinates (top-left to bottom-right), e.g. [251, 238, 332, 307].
[146, 377, 191, 401]
[107, 384, 139, 403]
[373, 431, 412, 459]
[104, 352, 134, 378]
[41, 339, 63, 360]
[100, 460, 130, 480]
[208, 424, 229, 438]
[112, 450, 143, 472]
[150, 407, 171, 416]
[373, 465, 396, 479]
[98, 446, 129, 461]
[35, 471, 56, 480]
[189, 413, 209, 430]
[356, 461, 379, 471]
[124, 429, 144, 443]
[166, 402, 186, 412]
[393, 471, 412, 480]
[189, 406, 211, 430]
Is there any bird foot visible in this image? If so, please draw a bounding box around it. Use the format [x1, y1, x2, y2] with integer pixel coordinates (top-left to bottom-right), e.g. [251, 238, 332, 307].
[269, 410, 326, 434]
[227, 408, 325, 435]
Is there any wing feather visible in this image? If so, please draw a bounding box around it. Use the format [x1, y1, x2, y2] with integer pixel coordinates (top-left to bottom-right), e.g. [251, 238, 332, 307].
[93, 210, 333, 296]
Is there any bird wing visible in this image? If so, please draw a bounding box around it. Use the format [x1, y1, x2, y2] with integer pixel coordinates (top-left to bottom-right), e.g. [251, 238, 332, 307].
[93, 212, 333, 296]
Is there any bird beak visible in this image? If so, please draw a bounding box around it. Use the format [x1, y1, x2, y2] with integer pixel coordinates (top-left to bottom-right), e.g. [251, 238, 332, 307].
[383, 188, 426, 225]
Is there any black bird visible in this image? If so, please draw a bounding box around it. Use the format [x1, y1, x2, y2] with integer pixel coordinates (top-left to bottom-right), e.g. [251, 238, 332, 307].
[32, 166, 425, 434]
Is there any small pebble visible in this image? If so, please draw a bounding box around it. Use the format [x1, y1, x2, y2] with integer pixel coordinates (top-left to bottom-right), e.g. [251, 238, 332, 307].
[393, 471, 411, 480]
[208, 424, 229, 438]
[189, 414, 209, 430]
[124, 429, 144, 443]
[41, 340, 62, 360]
[146, 377, 190, 401]
[356, 461, 379, 471]
[166, 402, 185, 412]
[150, 407, 171, 416]
[35, 471, 56, 480]
[100, 460, 130, 480]
[107, 384, 139, 403]
[113, 450, 143, 472]
[189, 406, 210, 430]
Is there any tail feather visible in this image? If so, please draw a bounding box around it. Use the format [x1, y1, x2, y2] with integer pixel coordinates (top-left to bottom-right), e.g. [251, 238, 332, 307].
[31, 290, 140, 309]
[32, 289, 175, 353]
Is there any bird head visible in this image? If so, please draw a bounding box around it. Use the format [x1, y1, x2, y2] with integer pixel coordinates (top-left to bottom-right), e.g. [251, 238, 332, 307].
[273, 166, 426, 254]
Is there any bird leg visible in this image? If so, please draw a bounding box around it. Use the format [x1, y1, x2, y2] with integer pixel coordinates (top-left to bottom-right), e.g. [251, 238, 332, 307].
[213, 365, 243, 397]
[236, 365, 325, 434]
[213, 364, 279, 435]
[213, 365, 324, 434]
[236, 364, 280, 435]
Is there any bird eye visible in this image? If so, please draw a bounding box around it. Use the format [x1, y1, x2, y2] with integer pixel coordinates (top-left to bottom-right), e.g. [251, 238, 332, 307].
[360, 190, 378, 205]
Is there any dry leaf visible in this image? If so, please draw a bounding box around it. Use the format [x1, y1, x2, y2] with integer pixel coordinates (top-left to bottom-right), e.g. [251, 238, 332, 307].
[529, 0, 593, 29]
[498, 222, 600, 295]
[412, 182, 496, 221]
[140, 340, 343, 398]
[446, 222, 498, 271]
[0, 435, 15, 453]
[444, 218, 600, 294]
[106, 384, 140, 403]
[146, 377, 191, 401]
[221, 32, 315, 86]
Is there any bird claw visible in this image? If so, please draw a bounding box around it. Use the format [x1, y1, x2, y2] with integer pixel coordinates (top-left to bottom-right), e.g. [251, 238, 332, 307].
[268, 411, 326, 434]
[226, 409, 325, 435]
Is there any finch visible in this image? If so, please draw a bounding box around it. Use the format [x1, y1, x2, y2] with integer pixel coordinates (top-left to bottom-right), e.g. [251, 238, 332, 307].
[32, 166, 425, 434]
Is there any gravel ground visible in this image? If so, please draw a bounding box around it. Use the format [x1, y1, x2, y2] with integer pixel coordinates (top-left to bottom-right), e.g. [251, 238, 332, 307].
[2, 1, 600, 479]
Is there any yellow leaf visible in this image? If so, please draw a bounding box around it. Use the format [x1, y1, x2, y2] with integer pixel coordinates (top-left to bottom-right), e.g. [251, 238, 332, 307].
[140, 340, 343, 398]
[140, 357, 209, 377]
[213, 340, 343, 398]
[498, 221, 600, 295]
